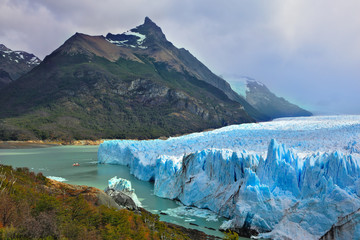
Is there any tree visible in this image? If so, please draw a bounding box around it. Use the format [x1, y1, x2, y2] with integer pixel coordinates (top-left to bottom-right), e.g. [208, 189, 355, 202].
[224, 230, 239, 240]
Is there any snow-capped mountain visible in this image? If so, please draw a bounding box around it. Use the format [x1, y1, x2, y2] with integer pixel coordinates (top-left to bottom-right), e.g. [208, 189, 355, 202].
[0, 17, 263, 141]
[98, 115, 360, 239]
[228, 76, 312, 119]
[106, 17, 268, 121]
[0, 44, 41, 89]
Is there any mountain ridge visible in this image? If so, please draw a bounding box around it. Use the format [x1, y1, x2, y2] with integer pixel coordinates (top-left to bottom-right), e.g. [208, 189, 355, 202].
[228, 76, 312, 119]
[0, 17, 258, 141]
[0, 44, 41, 89]
[106, 18, 268, 121]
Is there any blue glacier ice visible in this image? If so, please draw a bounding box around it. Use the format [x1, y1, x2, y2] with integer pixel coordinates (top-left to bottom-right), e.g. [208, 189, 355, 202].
[98, 115, 360, 239]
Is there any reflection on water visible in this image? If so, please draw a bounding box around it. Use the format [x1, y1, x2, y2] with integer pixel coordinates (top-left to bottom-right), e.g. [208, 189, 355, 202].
[0, 145, 241, 238]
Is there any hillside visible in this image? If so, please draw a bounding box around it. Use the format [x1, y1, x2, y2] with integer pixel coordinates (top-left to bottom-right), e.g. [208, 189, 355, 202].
[228, 77, 312, 119]
[0, 164, 214, 239]
[0, 17, 260, 141]
[0, 44, 41, 89]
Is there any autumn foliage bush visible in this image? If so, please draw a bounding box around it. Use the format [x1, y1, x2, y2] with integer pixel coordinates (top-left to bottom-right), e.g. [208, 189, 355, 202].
[0, 165, 190, 240]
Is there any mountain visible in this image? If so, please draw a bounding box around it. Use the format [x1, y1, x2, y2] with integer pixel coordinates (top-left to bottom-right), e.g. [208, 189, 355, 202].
[105, 17, 267, 121]
[228, 76, 312, 119]
[0, 17, 260, 141]
[0, 44, 41, 89]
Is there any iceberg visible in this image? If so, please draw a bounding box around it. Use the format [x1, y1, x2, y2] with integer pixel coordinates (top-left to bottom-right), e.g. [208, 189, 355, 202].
[98, 115, 360, 239]
[46, 176, 68, 182]
[162, 204, 220, 222]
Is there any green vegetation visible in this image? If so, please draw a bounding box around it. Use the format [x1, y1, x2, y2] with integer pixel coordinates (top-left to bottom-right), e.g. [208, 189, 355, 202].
[223, 230, 239, 240]
[0, 50, 253, 141]
[0, 164, 198, 239]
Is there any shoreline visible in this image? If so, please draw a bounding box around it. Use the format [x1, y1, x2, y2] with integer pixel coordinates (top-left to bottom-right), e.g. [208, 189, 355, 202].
[0, 127, 221, 149]
[0, 139, 106, 149]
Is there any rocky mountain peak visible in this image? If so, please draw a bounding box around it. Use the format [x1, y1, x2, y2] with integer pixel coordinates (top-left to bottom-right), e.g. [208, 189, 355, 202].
[0, 44, 11, 51]
[138, 17, 166, 41]
[0, 44, 41, 89]
[106, 17, 167, 49]
[144, 16, 155, 26]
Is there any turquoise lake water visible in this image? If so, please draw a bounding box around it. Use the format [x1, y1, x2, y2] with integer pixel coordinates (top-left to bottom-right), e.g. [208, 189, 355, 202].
[0, 145, 247, 238]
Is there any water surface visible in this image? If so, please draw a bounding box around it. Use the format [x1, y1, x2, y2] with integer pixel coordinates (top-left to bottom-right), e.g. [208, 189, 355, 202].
[0, 145, 250, 238]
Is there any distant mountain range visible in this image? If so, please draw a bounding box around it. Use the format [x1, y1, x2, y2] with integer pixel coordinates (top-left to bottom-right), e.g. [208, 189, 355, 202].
[228, 76, 312, 119]
[0, 17, 311, 141]
[0, 44, 41, 89]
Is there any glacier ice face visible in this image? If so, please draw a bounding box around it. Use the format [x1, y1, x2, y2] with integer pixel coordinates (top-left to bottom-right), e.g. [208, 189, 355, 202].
[156, 141, 360, 238]
[320, 208, 360, 240]
[98, 115, 360, 239]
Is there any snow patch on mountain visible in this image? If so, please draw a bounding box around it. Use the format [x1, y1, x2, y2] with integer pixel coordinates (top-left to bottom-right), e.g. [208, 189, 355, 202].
[106, 29, 147, 49]
[0, 46, 41, 66]
[98, 115, 360, 239]
[124, 30, 146, 45]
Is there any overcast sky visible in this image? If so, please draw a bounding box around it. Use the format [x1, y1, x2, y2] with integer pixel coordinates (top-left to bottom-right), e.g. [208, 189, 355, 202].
[1, 0, 359, 114]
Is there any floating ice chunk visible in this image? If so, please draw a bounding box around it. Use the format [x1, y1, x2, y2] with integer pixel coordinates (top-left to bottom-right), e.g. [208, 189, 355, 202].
[47, 176, 67, 182]
[162, 205, 219, 222]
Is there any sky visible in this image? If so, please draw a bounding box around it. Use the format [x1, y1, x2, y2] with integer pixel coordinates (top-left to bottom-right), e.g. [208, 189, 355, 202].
[1, 0, 359, 114]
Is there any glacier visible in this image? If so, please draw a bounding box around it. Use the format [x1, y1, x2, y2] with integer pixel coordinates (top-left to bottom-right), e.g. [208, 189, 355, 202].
[98, 115, 360, 239]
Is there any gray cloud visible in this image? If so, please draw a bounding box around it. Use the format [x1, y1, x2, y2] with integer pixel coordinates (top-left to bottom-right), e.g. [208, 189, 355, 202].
[0, 0, 359, 114]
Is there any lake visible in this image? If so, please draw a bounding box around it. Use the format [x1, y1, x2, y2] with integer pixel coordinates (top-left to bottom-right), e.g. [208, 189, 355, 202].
[0, 145, 249, 239]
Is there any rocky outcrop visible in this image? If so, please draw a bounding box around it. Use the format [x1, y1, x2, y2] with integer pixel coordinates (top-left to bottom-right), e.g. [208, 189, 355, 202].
[104, 189, 138, 211]
[45, 179, 120, 209]
[104, 177, 142, 211]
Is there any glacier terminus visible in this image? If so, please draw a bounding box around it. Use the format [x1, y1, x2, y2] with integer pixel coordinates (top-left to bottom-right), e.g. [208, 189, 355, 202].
[98, 115, 360, 239]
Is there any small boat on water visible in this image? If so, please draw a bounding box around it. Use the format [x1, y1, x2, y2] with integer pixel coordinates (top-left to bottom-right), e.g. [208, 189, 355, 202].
[72, 163, 80, 166]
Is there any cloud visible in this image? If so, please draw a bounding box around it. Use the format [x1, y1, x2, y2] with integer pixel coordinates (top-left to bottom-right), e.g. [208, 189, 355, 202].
[0, 0, 359, 114]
